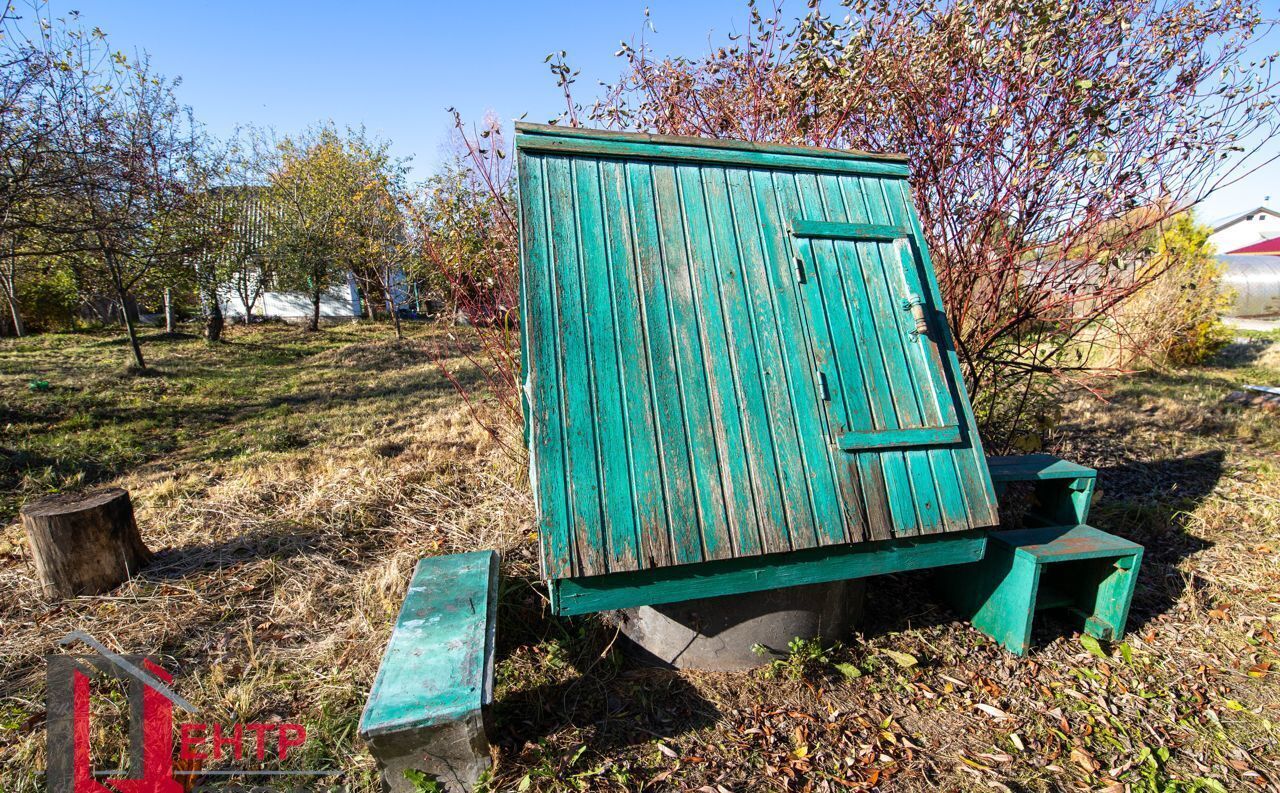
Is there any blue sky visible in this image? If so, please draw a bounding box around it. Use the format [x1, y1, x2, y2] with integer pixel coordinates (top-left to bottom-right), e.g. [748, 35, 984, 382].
[80, 1, 1277, 223]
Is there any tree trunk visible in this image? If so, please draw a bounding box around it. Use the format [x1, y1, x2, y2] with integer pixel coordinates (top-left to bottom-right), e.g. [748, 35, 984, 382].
[205, 294, 224, 342]
[21, 487, 153, 599]
[310, 286, 321, 332]
[4, 289, 24, 337]
[382, 270, 402, 341]
[119, 292, 147, 370]
[164, 287, 176, 333]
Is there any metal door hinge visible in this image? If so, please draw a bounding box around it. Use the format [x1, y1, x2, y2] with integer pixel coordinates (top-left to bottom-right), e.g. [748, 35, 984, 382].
[816, 371, 830, 401]
[794, 255, 806, 283]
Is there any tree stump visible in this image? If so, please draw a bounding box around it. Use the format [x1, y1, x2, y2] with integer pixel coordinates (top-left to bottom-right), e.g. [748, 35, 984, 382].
[21, 488, 153, 598]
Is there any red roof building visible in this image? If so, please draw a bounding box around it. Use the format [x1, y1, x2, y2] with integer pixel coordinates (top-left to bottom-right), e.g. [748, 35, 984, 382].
[1227, 237, 1280, 255]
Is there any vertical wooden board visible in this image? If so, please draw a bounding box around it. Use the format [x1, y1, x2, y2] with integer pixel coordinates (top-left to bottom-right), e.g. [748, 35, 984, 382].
[770, 170, 878, 543]
[673, 164, 762, 558]
[889, 178, 1000, 528]
[724, 166, 821, 550]
[626, 161, 701, 565]
[861, 177, 969, 534]
[749, 170, 859, 546]
[651, 163, 733, 561]
[600, 159, 671, 569]
[544, 156, 606, 576]
[795, 171, 908, 539]
[572, 159, 641, 571]
[832, 174, 942, 535]
[797, 229, 870, 440]
[518, 153, 574, 578]
[698, 166, 794, 555]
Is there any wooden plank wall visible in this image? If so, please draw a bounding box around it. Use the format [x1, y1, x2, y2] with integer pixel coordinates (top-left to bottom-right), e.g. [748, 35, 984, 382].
[518, 129, 998, 581]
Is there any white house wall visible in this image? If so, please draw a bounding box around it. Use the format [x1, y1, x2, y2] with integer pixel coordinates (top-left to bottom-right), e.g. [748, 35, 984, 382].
[1209, 212, 1280, 254]
[222, 273, 362, 320]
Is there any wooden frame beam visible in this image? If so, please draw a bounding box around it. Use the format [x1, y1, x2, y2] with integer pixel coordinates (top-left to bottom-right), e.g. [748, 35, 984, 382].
[549, 530, 988, 616]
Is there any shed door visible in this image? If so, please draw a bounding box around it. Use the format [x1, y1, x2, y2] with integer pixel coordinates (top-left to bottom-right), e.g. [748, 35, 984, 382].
[791, 220, 960, 452]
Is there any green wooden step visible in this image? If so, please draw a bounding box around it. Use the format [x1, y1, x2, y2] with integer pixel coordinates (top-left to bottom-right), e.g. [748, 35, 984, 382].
[994, 524, 1141, 563]
[937, 524, 1143, 655]
[986, 454, 1099, 526]
[986, 454, 1096, 483]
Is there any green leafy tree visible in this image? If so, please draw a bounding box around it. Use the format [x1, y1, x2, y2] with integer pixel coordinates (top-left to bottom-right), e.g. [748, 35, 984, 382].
[266, 127, 348, 331]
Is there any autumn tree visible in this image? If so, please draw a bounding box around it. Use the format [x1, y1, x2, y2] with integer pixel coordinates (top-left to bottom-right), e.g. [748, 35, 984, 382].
[24, 14, 218, 368]
[0, 2, 81, 336]
[334, 131, 415, 339]
[575, 0, 1280, 447]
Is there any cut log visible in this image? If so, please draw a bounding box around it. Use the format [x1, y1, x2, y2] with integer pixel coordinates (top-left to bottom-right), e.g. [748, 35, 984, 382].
[21, 488, 153, 598]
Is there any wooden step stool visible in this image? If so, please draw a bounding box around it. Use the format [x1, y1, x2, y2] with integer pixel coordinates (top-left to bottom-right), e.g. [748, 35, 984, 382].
[360, 550, 499, 793]
[986, 453, 1098, 526]
[941, 524, 1142, 655]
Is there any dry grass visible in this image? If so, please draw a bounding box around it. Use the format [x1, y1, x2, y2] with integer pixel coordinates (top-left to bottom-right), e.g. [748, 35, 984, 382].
[1, 324, 1278, 792]
[0, 322, 533, 791]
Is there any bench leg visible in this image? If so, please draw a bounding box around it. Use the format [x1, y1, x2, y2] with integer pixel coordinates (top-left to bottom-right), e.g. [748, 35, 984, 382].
[938, 544, 1039, 656]
[366, 713, 490, 793]
[1082, 551, 1143, 643]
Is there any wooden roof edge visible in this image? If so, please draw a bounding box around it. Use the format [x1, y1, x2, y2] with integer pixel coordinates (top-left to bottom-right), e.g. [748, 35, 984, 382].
[514, 121, 909, 166]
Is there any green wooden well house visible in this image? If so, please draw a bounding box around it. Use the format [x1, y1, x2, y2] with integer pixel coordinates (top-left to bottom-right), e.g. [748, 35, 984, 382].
[358, 124, 1145, 790]
[514, 122, 1142, 652]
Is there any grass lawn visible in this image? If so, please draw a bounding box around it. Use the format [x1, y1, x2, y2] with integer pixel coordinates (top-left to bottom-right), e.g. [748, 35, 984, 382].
[1, 323, 1278, 792]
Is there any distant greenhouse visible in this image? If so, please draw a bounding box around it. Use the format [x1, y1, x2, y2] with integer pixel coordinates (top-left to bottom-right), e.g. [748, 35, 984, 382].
[1218, 255, 1280, 318]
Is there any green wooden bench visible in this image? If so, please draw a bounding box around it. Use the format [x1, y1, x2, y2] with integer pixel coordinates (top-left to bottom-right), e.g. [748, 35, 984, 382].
[359, 550, 499, 793]
[940, 455, 1141, 655]
[941, 525, 1142, 655]
[987, 453, 1097, 526]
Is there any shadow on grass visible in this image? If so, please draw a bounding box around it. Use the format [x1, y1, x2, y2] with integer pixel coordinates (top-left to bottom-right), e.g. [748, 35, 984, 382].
[140, 523, 329, 581]
[490, 573, 719, 755]
[1208, 339, 1276, 369]
[85, 330, 199, 347]
[1090, 449, 1223, 631]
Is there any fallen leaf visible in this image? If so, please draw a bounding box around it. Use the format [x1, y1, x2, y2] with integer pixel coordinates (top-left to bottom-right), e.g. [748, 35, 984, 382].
[1080, 634, 1108, 659]
[882, 650, 919, 668]
[1071, 746, 1098, 773]
[976, 703, 1011, 720]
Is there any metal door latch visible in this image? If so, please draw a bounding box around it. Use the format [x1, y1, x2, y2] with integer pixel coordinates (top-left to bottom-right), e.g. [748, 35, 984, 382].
[901, 293, 929, 340]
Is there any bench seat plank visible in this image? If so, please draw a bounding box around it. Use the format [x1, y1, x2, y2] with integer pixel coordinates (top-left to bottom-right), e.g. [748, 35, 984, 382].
[361, 551, 498, 738]
[986, 453, 1095, 483]
[994, 524, 1142, 563]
